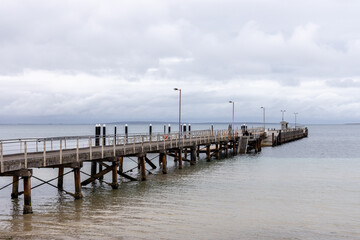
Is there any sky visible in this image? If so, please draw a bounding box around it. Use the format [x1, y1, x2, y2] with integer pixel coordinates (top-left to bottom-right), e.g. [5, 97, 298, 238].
[1, 0, 360, 124]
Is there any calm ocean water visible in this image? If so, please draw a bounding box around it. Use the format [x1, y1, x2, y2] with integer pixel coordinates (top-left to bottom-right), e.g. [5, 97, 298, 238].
[0, 123, 359, 239]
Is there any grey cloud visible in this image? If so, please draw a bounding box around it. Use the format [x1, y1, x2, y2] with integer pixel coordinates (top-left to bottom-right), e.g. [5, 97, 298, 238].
[1, 0, 360, 124]
[326, 79, 360, 88]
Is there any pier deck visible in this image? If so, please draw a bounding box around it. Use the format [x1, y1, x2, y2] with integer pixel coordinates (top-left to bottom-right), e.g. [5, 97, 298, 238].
[0, 128, 263, 214]
[0, 125, 307, 214]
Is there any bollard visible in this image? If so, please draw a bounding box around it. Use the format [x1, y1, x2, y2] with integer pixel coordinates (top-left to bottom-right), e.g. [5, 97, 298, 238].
[114, 125, 117, 145]
[164, 124, 166, 134]
[102, 124, 106, 146]
[168, 124, 171, 134]
[92, 124, 101, 177]
[188, 124, 191, 132]
[100, 124, 106, 180]
[183, 124, 187, 133]
[211, 124, 214, 136]
[149, 124, 152, 138]
[125, 124, 128, 143]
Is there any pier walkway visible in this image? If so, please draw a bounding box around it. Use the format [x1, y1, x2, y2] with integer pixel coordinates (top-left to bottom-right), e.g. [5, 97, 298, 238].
[0, 127, 263, 214]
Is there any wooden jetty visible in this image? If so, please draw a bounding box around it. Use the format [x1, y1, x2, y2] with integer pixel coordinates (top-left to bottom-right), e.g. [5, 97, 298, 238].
[261, 127, 308, 147]
[0, 126, 263, 214]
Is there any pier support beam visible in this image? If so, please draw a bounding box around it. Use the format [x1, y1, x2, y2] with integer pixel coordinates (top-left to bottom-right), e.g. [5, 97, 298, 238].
[11, 176, 19, 199]
[119, 156, 123, 173]
[139, 155, 146, 181]
[197, 146, 200, 158]
[160, 152, 167, 174]
[73, 168, 83, 199]
[206, 144, 211, 162]
[233, 141, 237, 155]
[174, 150, 178, 162]
[111, 161, 119, 189]
[225, 143, 229, 158]
[57, 166, 64, 190]
[190, 146, 196, 165]
[215, 144, 220, 159]
[178, 148, 183, 169]
[23, 170, 33, 214]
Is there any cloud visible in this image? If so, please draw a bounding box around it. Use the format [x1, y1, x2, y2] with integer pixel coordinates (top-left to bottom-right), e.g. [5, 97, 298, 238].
[1, 0, 360, 123]
[326, 79, 360, 88]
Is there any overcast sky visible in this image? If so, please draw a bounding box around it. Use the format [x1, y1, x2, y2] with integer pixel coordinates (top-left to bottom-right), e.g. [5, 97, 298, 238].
[1, 0, 360, 124]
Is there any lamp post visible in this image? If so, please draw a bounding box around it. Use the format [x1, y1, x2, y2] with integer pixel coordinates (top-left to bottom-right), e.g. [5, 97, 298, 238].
[281, 110, 286, 121]
[174, 88, 181, 149]
[229, 101, 234, 137]
[294, 112, 298, 129]
[261, 106, 265, 131]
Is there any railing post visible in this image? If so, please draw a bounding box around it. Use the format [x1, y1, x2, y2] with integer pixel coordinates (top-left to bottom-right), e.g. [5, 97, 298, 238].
[51, 138, 53, 151]
[163, 134, 166, 150]
[0, 142, 3, 173]
[60, 139, 63, 164]
[102, 135, 104, 159]
[36, 139, 39, 152]
[113, 134, 116, 156]
[150, 132, 152, 151]
[43, 140, 46, 167]
[24, 141, 27, 169]
[123, 136, 126, 155]
[76, 137, 79, 162]
[133, 136, 136, 152]
[89, 137, 92, 160]
[142, 136, 144, 152]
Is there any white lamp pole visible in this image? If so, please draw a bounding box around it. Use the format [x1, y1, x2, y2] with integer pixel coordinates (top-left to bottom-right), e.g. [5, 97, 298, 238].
[174, 88, 181, 148]
[229, 101, 234, 135]
[261, 107, 265, 131]
[294, 112, 298, 129]
[281, 110, 286, 121]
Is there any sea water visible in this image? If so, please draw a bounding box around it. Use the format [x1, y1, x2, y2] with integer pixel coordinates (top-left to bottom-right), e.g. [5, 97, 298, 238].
[0, 124, 359, 239]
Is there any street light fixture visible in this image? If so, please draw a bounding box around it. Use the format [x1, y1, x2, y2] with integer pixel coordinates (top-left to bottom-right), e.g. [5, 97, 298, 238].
[261, 107, 265, 131]
[281, 110, 286, 121]
[174, 88, 181, 152]
[229, 101, 234, 135]
[294, 112, 298, 129]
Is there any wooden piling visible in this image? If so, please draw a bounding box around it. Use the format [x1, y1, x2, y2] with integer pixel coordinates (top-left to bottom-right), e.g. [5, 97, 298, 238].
[119, 156, 123, 173]
[190, 146, 196, 165]
[233, 141, 237, 155]
[139, 156, 146, 181]
[23, 173, 32, 214]
[11, 176, 19, 199]
[111, 161, 119, 189]
[57, 166, 64, 190]
[178, 148, 183, 169]
[225, 143, 229, 157]
[215, 144, 220, 159]
[174, 150, 178, 162]
[160, 152, 167, 174]
[73, 168, 83, 199]
[206, 144, 211, 162]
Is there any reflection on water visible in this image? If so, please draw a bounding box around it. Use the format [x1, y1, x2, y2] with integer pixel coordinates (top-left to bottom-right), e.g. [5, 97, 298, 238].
[0, 124, 360, 239]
